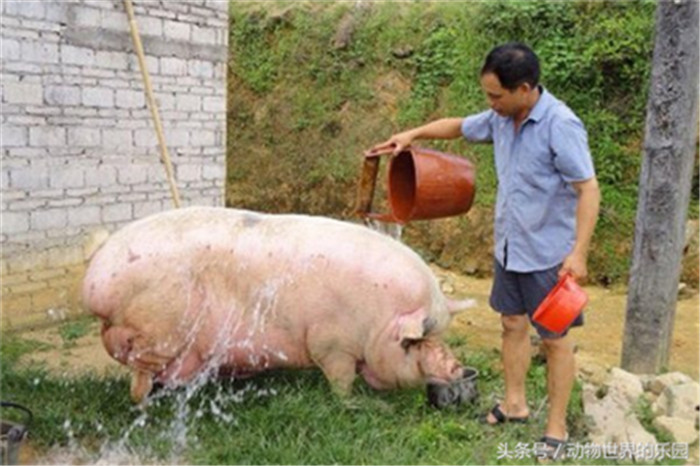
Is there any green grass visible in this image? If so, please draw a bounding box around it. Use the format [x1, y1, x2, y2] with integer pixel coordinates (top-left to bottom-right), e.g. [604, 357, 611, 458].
[2, 334, 684, 465]
[57, 316, 92, 348]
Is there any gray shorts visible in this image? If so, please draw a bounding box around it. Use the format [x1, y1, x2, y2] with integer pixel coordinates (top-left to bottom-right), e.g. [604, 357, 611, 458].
[489, 259, 584, 339]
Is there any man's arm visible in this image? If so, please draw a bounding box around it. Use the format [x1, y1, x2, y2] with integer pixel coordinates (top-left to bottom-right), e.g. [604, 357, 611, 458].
[366, 118, 464, 157]
[560, 176, 601, 280]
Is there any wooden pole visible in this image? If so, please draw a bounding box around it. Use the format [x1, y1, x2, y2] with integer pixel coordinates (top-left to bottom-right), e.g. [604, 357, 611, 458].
[123, 0, 181, 208]
[621, 0, 699, 373]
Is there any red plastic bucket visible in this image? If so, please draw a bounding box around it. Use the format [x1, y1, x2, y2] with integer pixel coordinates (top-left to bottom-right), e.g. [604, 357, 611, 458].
[532, 273, 588, 334]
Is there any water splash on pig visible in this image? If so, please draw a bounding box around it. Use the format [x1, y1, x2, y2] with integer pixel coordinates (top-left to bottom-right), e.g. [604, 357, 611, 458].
[365, 218, 404, 240]
[47, 287, 285, 464]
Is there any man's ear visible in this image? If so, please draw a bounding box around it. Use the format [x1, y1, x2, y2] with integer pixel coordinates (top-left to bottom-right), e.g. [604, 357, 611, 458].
[518, 82, 532, 94]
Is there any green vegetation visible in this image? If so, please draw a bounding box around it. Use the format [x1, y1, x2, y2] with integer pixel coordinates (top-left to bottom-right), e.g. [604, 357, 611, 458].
[58, 317, 91, 348]
[635, 397, 675, 445]
[3, 334, 656, 465]
[226, 1, 698, 286]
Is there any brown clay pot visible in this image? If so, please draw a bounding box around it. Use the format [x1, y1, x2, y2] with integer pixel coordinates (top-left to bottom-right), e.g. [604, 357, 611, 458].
[356, 147, 476, 224]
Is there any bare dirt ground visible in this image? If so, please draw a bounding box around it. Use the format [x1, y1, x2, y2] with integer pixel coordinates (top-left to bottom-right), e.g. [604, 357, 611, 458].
[435, 266, 700, 382]
[16, 268, 699, 381]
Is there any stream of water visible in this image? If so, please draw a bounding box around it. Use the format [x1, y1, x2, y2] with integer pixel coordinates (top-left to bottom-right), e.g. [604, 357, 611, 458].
[364, 218, 403, 240]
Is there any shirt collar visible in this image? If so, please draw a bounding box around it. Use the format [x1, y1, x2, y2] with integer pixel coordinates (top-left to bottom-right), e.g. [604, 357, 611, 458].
[525, 85, 551, 123]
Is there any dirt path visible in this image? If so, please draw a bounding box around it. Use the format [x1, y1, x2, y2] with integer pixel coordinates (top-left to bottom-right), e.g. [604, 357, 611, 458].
[434, 266, 699, 381]
[16, 269, 699, 382]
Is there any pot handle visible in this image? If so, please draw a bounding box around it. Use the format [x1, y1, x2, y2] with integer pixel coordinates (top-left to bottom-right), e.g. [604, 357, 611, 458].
[354, 156, 380, 217]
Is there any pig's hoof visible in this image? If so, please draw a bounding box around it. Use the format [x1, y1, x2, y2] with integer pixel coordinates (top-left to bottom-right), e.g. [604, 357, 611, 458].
[364, 398, 393, 414]
[340, 397, 363, 411]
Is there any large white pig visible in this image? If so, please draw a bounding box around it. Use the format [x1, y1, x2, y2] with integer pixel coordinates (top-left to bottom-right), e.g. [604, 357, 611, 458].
[82, 207, 472, 402]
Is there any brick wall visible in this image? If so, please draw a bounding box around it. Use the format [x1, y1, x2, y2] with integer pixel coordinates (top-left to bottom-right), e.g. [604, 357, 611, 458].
[1, 0, 229, 329]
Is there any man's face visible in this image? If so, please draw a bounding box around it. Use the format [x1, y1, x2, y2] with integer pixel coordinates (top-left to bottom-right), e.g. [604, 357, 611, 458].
[480, 72, 531, 118]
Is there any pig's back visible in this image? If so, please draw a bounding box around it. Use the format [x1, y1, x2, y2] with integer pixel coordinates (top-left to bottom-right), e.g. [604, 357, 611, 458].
[83, 207, 441, 340]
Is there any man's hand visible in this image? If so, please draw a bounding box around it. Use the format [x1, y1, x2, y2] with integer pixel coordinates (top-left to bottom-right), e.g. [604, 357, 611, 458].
[559, 251, 588, 281]
[562, 177, 600, 282]
[364, 118, 464, 158]
[364, 131, 415, 157]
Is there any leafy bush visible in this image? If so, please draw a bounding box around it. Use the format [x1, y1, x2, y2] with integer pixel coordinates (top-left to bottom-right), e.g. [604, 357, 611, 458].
[399, 23, 459, 126]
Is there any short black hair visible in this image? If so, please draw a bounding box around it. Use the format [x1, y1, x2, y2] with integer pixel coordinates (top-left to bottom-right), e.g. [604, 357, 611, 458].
[481, 43, 540, 91]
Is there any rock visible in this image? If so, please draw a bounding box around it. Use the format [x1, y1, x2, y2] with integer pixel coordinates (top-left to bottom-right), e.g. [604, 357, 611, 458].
[440, 281, 455, 295]
[638, 373, 655, 390]
[647, 372, 695, 395]
[678, 282, 695, 300]
[462, 259, 478, 275]
[653, 416, 699, 443]
[642, 391, 658, 404]
[391, 46, 413, 59]
[608, 367, 644, 404]
[583, 383, 657, 447]
[333, 13, 356, 50]
[267, 6, 294, 27]
[653, 381, 700, 421]
[578, 361, 609, 386]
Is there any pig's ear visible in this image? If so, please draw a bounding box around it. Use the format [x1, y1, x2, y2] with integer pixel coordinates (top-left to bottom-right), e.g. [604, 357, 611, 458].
[397, 309, 433, 342]
[447, 298, 476, 315]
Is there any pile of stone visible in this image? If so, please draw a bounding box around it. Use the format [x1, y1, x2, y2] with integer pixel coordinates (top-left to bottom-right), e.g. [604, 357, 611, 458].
[583, 367, 699, 446]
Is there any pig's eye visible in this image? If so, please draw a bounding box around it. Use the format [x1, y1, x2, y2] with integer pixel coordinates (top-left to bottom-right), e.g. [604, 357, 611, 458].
[400, 338, 423, 353]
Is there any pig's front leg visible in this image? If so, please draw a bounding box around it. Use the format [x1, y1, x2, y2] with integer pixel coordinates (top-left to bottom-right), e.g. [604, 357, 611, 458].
[307, 325, 359, 396]
[316, 352, 357, 396]
[309, 342, 357, 397]
[130, 369, 153, 404]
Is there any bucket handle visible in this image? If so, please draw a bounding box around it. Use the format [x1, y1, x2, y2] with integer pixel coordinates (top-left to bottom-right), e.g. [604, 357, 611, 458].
[354, 152, 403, 223]
[560, 271, 580, 287]
[1, 401, 33, 441]
[355, 147, 412, 224]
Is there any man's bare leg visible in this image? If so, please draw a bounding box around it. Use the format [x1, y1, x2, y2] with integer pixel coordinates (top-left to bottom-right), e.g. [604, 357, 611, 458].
[541, 335, 575, 440]
[486, 314, 531, 422]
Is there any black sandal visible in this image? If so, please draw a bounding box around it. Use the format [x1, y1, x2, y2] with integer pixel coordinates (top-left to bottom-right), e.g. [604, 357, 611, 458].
[536, 435, 568, 460]
[482, 403, 529, 424]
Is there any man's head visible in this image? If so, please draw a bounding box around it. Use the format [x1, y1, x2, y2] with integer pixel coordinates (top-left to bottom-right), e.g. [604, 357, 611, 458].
[480, 43, 540, 118]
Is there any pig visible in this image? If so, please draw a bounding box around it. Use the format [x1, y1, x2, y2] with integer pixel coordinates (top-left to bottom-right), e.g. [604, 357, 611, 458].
[82, 207, 473, 403]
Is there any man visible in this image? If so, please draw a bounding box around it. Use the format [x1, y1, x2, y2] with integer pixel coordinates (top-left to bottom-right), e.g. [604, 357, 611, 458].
[367, 43, 600, 453]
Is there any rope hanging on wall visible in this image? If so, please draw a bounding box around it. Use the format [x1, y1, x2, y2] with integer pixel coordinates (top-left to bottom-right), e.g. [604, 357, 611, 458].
[123, 0, 181, 208]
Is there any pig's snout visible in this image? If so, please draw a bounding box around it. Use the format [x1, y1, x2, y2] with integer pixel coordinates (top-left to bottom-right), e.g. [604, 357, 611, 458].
[426, 361, 463, 385]
[417, 340, 464, 385]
